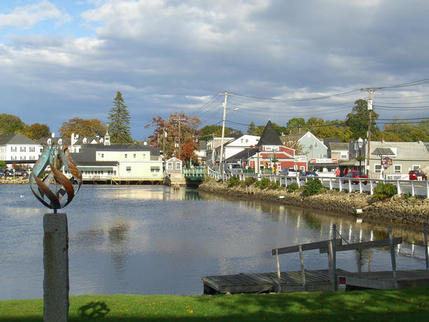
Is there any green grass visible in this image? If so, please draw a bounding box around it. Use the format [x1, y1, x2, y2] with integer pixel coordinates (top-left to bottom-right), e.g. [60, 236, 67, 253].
[1, 287, 429, 321]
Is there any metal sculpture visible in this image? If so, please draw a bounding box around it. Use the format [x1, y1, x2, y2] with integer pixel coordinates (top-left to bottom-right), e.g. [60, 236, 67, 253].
[30, 145, 82, 212]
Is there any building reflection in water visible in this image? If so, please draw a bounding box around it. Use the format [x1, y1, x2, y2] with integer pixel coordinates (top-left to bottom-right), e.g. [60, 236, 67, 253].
[108, 221, 130, 273]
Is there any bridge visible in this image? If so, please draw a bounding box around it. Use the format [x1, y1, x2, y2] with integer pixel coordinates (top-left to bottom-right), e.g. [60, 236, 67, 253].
[182, 168, 207, 186]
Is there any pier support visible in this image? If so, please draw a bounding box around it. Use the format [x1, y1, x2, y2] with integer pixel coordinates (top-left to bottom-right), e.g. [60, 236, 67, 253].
[43, 213, 69, 322]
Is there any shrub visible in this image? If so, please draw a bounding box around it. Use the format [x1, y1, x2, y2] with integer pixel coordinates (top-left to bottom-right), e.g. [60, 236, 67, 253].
[255, 177, 271, 189]
[303, 179, 324, 196]
[227, 176, 241, 188]
[269, 180, 281, 190]
[244, 176, 256, 187]
[373, 183, 397, 201]
[287, 182, 299, 193]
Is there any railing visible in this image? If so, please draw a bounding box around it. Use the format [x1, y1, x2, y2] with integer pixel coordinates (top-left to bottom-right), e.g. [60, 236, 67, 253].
[207, 169, 429, 198]
[183, 168, 207, 178]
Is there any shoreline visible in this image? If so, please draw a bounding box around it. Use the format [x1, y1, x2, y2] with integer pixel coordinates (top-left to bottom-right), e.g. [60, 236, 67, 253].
[198, 179, 429, 229]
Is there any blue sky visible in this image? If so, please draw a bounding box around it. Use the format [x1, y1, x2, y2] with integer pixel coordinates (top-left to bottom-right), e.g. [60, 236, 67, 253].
[1, 0, 429, 141]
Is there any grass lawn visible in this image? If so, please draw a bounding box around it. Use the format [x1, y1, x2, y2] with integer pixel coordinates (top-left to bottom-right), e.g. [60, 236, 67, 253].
[1, 287, 429, 321]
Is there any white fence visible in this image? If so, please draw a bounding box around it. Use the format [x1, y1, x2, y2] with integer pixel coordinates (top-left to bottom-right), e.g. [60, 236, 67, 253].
[208, 168, 429, 198]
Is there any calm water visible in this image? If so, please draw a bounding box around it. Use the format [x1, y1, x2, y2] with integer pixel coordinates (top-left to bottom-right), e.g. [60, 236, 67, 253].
[0, 184, 426, 299]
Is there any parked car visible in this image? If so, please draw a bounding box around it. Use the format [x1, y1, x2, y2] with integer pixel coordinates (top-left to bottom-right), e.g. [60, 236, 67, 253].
[301, 171, 318, 177]
[343, 171, 368, 184]
[409, 170, 427, 181]
[280, 168, 300, 177]
[0, 169, 6, 178]
[13, 169, 29, 177]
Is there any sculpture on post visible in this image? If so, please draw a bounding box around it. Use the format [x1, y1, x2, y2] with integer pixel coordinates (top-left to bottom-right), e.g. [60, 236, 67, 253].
[29, 144, 81, 322]
[30, 144, 82, 212]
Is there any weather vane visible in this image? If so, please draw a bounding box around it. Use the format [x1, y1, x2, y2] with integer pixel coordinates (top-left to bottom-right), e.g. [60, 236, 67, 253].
[30, 144, 82, 213]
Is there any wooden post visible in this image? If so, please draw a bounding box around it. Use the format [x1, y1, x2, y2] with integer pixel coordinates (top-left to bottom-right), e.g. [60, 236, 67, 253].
[357, 250, 362, 275]
[424, 223, 429, 271]
[348, 179, 352, 192]
[297, 176, 300, 187]
[411, 181, 415, 197]
[370, 180, 374, 195]
[426, 181, 429, 199]
[275, 248, 281, 293]
[329, 178, 333, 190]
[389, 227, 398, 288]
[339, 179, 342, 192]
[299, 245, 306, 290]
[396, 180, 401, 195]
[44, 213, 69, 322]
[328, 224, 337, 291]
[359, 180, 363, 193]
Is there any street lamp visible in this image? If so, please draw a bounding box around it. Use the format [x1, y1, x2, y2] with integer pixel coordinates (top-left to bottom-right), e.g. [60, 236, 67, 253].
[357, 137, 363, 172]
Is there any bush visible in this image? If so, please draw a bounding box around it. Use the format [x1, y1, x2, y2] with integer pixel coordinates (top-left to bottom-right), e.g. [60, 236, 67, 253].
[269, 180, 281, 190]
[373, 183, 397, 201]
[227, 176, 241, 188]
[244, 176, 256, 187]
[303, 179, 324, 196]
[287, 182, 299, 193]
[255, 177, 271, 189]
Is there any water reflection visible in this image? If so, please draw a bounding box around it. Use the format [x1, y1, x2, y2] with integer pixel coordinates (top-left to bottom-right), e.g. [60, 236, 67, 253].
[0, 184, 427, 300]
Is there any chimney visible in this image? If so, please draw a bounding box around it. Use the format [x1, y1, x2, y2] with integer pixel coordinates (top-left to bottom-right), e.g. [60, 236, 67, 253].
[298, 127, 302, 134]
[51, 132, 55, 138]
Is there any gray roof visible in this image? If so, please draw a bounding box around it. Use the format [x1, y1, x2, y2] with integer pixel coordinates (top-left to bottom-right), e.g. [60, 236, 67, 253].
[0, 133, 37, 145]
[37, 137, 71, 145]
[81, 144, 160, 155]
[372, 147, 395, 156]
[257, 121, 282, 146]
[225, 148, 258, 163]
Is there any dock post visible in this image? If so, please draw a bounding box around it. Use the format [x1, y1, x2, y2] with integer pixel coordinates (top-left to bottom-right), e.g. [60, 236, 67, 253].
[298, 245, 306, 291]
[328, 224, 337, 291]
[275, 248, 281, 293]
[389, 227, 398, 288]
[424, 223, 428, 271]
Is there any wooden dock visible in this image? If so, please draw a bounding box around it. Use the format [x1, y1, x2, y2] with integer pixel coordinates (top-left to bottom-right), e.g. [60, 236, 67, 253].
[202, 269, 429, 294]
[202, 224, 429, 294]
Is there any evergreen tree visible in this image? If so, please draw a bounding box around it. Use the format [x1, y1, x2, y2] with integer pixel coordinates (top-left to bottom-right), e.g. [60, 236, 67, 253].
[246, 121, 257, 135]
[108, 91, 133, 143]
[345, 99, 379, 139]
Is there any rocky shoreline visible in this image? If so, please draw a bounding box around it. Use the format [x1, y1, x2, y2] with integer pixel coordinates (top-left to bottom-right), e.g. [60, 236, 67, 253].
[198, 179, 429, 228]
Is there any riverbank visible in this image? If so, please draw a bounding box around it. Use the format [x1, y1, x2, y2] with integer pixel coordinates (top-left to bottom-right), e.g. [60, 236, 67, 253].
[198, 179, 429, 228]
[1, 287, 429, 321]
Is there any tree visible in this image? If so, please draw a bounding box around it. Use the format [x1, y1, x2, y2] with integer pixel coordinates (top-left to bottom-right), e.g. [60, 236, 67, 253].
[19, 123, 50, 140]
[199, 125, 242, 141]
[0, 114, 25, 137]
[108, 91, 133, 143]
[345, 99, 379, 139]
[379, 120, 429, 142]
[246, 121, 257, 135]
[149, 112, 201, 162]
[59, 118, 106, 138]
[286, 118, 306, 134]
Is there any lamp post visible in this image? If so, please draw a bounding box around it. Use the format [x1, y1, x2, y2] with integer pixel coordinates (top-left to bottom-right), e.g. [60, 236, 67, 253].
[357, 137, 363, 172]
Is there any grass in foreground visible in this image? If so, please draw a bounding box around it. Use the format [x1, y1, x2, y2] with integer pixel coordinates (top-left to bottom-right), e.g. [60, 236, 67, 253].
[1, 287, 429, 321]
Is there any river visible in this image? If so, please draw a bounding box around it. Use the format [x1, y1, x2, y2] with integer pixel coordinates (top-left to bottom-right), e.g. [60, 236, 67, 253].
[0, 184, 426, 300]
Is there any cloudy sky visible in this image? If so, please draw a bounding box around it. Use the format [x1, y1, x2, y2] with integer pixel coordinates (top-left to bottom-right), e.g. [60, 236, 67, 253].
[1, 0, 429, 140]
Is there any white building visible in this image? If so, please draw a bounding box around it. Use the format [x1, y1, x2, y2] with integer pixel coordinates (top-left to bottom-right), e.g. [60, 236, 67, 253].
[224, 135, 260, 160]
[0, 133, 43, 167]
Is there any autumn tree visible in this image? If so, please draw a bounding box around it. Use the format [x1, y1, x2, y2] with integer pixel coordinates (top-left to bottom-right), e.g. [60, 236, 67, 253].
[108, 91, 133, 143]
[149, 112, 201, 163]
[0, 114, 25, 137]
[59, 118, 106, 138]
[345, 99, 379, 139]
[19, 123, 50, 140]
[378, 119, 429, 142]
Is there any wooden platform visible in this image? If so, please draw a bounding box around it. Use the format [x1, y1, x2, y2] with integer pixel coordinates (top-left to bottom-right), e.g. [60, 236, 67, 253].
[202, 269, 429, 294]
[203, 269, 348, 294]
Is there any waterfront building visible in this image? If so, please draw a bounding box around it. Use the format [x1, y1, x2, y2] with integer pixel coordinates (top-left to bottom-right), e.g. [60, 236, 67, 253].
[0, 133, 43, 169]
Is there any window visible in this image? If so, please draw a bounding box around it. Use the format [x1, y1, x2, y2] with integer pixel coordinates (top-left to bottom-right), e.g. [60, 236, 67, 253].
[175, 162, 181, 170]
[126, 166, 131, 172]
[133, 154, 136, 158]
[375, 164, 382, 173]
[151, 166, 160, 172]
[101, 153, 104, 158]
[11, 146, 17, 152]
[300, 166, 305, 171]
[167, 163, 173, 170]
[394, 165, 402, 173]
[125, 154, 127, 158]
[29, 147, 35, 152]
[412, 165, 421, 170]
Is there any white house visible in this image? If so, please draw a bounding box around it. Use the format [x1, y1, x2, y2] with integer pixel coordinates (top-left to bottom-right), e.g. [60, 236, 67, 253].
[224, 135, 260, 160]
[69, 144, 164, 181]
[0, 133, 43, 168]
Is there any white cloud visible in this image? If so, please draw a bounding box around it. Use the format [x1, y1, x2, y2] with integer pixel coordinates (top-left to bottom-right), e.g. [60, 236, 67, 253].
[0, 1, 71, 29]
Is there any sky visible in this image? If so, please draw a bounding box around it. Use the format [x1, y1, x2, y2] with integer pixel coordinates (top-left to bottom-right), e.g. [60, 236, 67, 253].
[1, 0, 429, 141]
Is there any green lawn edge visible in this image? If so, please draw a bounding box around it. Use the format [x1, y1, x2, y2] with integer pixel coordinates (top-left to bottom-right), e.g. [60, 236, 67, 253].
[1, 287, 429, 321]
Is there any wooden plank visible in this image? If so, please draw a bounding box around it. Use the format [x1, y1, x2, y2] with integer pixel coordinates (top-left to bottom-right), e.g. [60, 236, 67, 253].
[273, 239, 342, 255]
[320, 237, 402, 253]
[299, 245, 306, 290]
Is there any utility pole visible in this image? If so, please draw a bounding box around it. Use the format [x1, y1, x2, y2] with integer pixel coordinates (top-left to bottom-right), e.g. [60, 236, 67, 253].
[173, 115, 186, 161]
[361, 88, 381, 177]
[219, 92, 231, 181]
